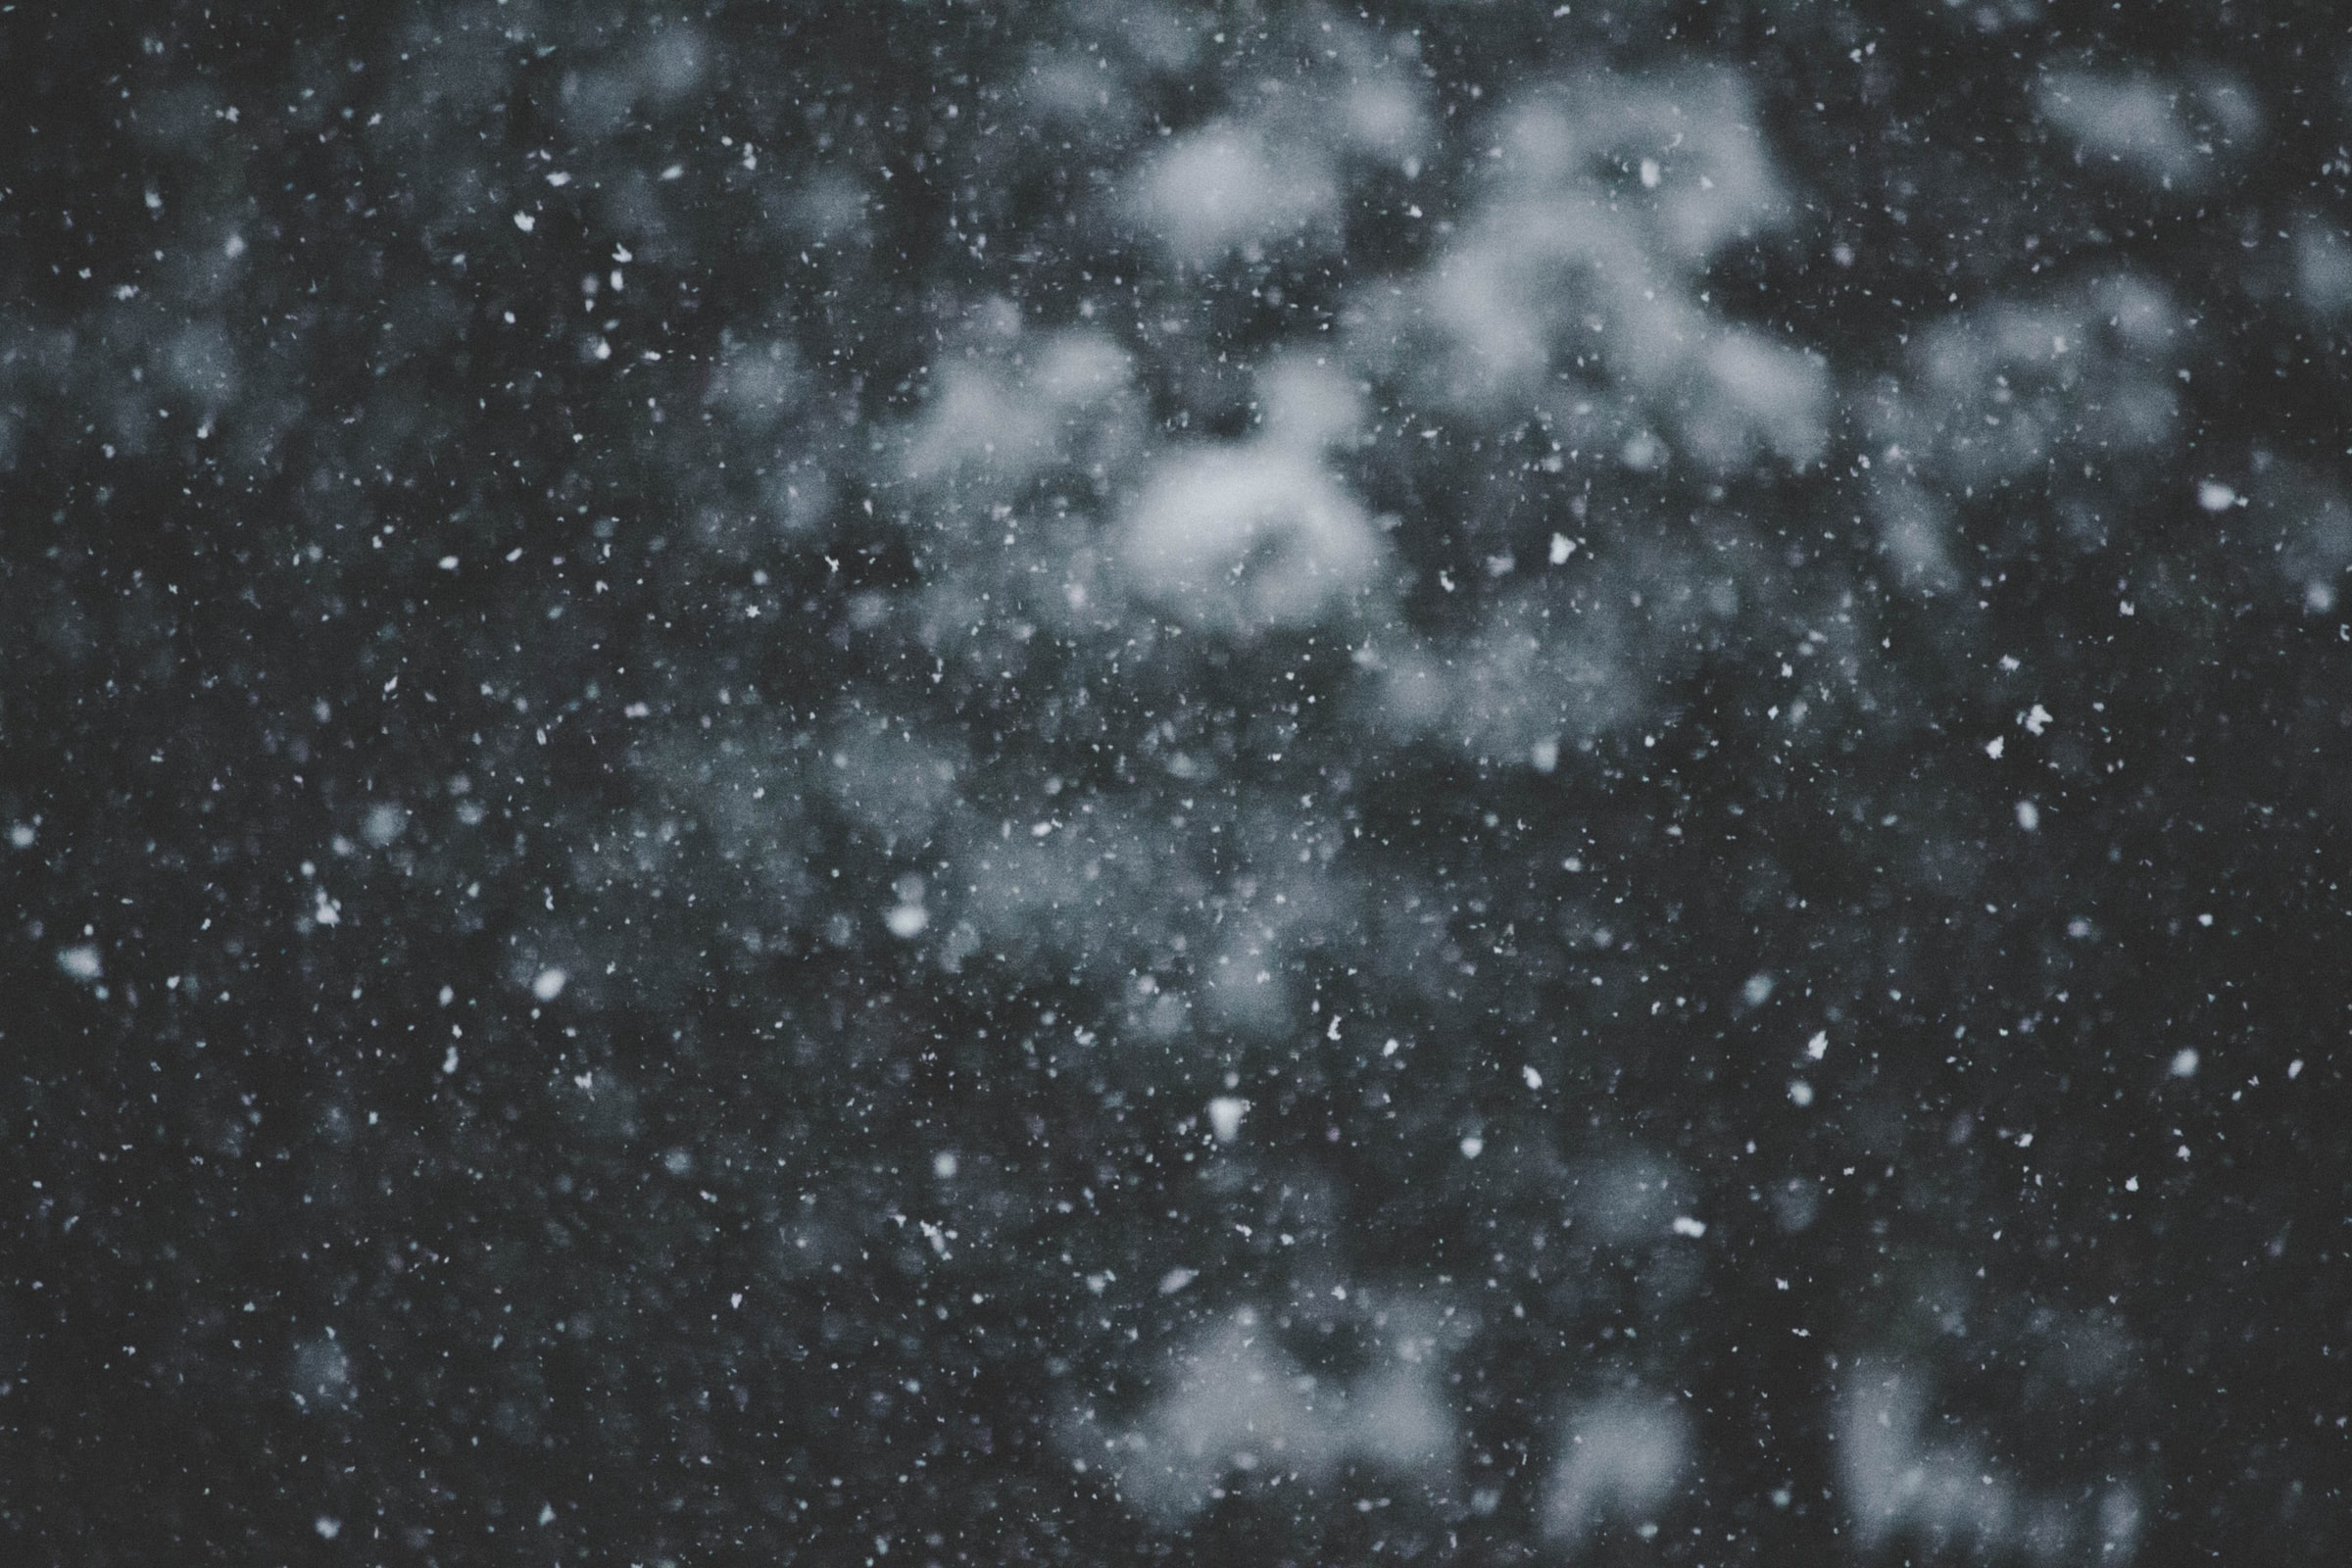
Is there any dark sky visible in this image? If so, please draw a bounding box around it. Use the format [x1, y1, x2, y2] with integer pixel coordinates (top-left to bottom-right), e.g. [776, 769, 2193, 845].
[2, 3, 2347, 1563]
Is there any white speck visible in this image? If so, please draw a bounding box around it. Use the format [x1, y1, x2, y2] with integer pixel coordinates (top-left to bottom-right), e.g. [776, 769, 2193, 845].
[593, 338, 612, 362]
[932, 1151, 958, 1179]
[546, 171, 571, 187]
[1030, 820, 1054, 838]
[1805, 1031, 1828, 1060]
[884, 903, 929, 939]
[1998, 654, 2021, 671]
[2120, 599, 2135, 616]
[1984, 736, 2005, 759]
[2023, 703, 2052, 735]
[1522, 1064, 1544, 1091]
[2196, 912, 2214, 927]
[1549, 532, 1577, 564]
[1459, 1134, 1485, 1159]
[1670, 1215, 1707, 1239]
[1382, 1037, 1400, 1057]
[513, 211, 536, 232]
[538, 1503, 557, 1526]
[729, 1291, 743, 1308]
[531, 966, 568, 1002]
[443, 1045, 460, 1074]
[2288, 1057, 2304, 1079]
[2169, 1048, 2199, 1078]
[1157, 1266, 1198, 1294]
[1743, 972, 1776, 1007]
[2196, 480, 2237, 513]
[2124, 1176, 2138, 1191]
[1787, 1078, 1815, 1106]
[57, 945, 102, 981]
[661, 163, 685, 181]
[438, 555, 459, 571]
[1206, 1097, 1249, 1143]
[222, 232, 247, 259]
[1639, 157, 1661, 188]
[2016, 801, 2040, 831]
[313, 888, 341, 926]
[315, 1516, 341, 1540]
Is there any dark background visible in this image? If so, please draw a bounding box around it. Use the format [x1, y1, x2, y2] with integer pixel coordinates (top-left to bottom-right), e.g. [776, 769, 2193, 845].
[1, 1, 2347, 1563]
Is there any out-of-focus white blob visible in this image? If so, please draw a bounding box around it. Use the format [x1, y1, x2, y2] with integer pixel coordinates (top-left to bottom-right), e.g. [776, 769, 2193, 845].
[1866, 271, 2183, 583]
[781, 167, 872, 249]
[1081, 1305, 1457, 1527]
[163, 319, 239, 420]
[1120, 440, 1381, 637]
[1254, 354, 1364, 451]
[1346, 1362, 1454, 1474]
[2039, 73, 2204, 189]
[1565, 1147, 1689, 1247]
[1540, 1393, 1691, 1545]
[941, 798, 1193, 987]
[1370, 585, 1634, 753]
[1033, 329, 1134, 407]
[1118, 20, 1425, 267]
[1337, 74, 1428, 161]
[1019, 10, 1200, 132]
[362, 801, 409, 849]
[556, 23, 708, 141]
[2039, 70, 2258, 193]
[1130, 121, 1339, 269]
[901, 326, 1136, 488]
[1840, 1360, 2014, 1556]
[637, 24, 708, 104]
[2099, 1487, 2145, 1563]
[1684, 331, 1832, 470]
[1839, 1356, 2143, 1563]
[705, 336, 810, 428]
[1387, 70, 1825, 471]
[902, 364, 1053, 482]
[1194, 882, 1340, 1042]
[289, 1334, 356, 1412]
[2259, 464, 2352, 612]
[1494, 73, 1788, 267]
[2294, 217, 2352, 316]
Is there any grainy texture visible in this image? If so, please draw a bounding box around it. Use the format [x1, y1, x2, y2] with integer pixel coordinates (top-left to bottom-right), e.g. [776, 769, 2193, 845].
[2, 3, 2347, 1563]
